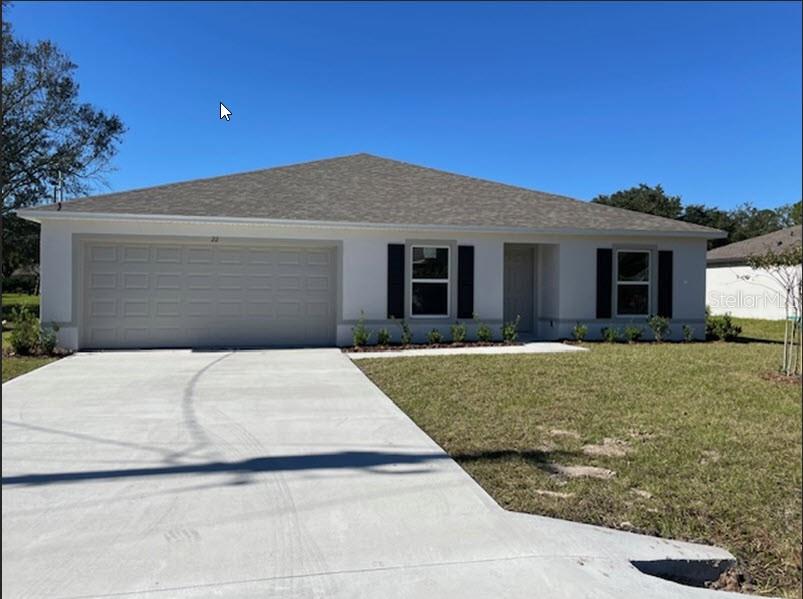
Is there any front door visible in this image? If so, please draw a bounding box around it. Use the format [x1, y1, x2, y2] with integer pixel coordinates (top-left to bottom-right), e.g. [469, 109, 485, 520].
[504, 245, 534, 332]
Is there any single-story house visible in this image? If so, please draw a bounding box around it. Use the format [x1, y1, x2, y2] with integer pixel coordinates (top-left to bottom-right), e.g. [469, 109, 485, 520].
[706, 226, 802, 320]
[19, 154, 724, 349]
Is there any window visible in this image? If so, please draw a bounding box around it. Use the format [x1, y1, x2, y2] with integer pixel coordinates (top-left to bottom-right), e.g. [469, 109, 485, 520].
[411, 246, 449, 317]
[616, 250, 650, 316]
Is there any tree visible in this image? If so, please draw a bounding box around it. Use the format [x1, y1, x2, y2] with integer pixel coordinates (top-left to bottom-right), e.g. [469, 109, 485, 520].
[777, 200, 803, 227]
[1, 16, 125, 279]
[747, 246, 803, 377]
[727, 203, 786, 244]
[591, 184, 683, 220]
[681, 204, 734, 249]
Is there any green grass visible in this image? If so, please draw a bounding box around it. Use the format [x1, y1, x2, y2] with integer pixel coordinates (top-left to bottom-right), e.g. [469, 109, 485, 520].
[2, 292, 40, 322]
[2, 353, 57, 383]
[358, 329, 801, 596]
[2, 295, 58, 383]
[734, 317, 791, 343]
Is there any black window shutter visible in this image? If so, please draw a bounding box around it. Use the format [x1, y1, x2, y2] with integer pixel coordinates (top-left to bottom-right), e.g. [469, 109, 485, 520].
[457, 245, 475, 319]
[658, 250, 673, 318]
[596, 249, 613, 319]
[387, 244, 405, 319]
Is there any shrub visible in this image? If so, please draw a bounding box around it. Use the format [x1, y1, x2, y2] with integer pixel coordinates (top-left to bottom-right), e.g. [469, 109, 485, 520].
[427, 329, 443, 344]
[501, 315, 521, 343]
[476, 322, 493, 342]
[647, 315, 671, 342]
[376, 328, 391, 346]
[706, 313, 742, 341]
[9, 307, 39, 355]
[571, 322, 588, 342]
[601, 326, 620, 343]
[39, 324, 59, 355]
[352, 312, 371, 347]
[682, 324, 695, 342]
[395, 318, 413, 345]
[450, 321, 467, 344]
[623, 324, 643, 343]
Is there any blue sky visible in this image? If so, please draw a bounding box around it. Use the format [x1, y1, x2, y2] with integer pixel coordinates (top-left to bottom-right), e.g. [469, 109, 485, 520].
[8, 1, 802, 209]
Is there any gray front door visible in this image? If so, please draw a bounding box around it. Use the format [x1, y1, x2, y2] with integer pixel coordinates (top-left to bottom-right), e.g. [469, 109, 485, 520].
[504, 245, 534, 332]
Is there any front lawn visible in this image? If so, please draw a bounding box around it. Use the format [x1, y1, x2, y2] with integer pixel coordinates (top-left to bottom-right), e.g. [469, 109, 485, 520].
[358, 322, 801, 596]
[2, 295, 59, 383]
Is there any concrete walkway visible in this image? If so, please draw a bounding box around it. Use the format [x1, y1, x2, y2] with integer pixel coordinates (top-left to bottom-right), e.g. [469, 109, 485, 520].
[2, 349, 742, 598]
[347, 341, 587, 359]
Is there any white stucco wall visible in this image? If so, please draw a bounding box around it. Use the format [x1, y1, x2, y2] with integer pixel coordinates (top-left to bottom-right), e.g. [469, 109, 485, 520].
[706, 263, 802, 320]
[35, 216, 710, 347]
[543, 235, 708, 341]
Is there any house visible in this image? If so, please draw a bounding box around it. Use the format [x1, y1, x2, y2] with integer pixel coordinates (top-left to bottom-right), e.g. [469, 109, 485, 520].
[19, 154, 724, 349]
[706, 226, 802, 320]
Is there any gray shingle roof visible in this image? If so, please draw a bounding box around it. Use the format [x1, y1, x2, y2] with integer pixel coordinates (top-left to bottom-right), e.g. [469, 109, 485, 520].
[707, 226, 802, 264]
[26, 153, 722, 236]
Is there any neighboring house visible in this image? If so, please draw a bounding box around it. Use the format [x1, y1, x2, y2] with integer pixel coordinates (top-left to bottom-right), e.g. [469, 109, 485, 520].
[19, 154, 724, 349]
[706, 226, 802, 320]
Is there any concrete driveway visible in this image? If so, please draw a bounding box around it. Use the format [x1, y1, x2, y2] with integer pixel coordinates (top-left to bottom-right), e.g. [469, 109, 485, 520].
[3, 349, 741, 598]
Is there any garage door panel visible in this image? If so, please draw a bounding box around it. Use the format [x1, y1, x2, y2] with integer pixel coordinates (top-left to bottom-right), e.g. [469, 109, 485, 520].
[123, 273, 150, 289]
[154, 247, 182, 263]
[122, 300, 150, 318]
[122, 246, 150, 263]
[187, 248, 213, 264]
[155, 273, 182, 290]
[90, 246, 117, 262]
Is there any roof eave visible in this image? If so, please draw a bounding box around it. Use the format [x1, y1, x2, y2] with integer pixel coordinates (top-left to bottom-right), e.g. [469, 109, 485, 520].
[17, 209, 727, 239]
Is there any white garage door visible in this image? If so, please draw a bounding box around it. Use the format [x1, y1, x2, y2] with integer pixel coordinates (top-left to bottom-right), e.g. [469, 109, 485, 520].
[81, 240, 337, 349]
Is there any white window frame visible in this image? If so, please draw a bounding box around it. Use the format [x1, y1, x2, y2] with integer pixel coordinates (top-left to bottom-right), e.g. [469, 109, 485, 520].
[410, 245, 450, 318]
[615, 249, 651, 318]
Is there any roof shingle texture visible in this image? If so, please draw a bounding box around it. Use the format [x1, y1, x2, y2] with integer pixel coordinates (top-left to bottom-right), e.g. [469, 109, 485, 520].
[32, 154, 720, 235]
[707, 226, 802, 264]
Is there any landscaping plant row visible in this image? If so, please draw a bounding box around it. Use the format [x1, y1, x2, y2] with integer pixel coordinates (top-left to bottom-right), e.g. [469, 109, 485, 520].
[349, 313, 522, 351]
[569, 312, 742, 343]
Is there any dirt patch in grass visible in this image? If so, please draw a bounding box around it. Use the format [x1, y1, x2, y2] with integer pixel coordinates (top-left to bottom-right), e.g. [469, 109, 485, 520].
[582, 438, 631, 458]
[544, 463, 616, 479]
[708, 567, 757, 594]
[760, 371, 803, 385]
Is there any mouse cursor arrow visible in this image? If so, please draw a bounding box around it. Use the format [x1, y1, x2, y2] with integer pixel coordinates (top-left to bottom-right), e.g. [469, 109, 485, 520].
[219, 102, 232, 121]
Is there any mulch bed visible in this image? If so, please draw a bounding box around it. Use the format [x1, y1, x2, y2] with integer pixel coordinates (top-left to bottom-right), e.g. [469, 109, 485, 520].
[344, 341, 522, 353]
[760, 371, 802, 385]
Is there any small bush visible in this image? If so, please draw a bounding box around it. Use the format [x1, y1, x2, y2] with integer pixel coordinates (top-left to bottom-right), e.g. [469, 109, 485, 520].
[395, 318, 413, 345]
[450, 321, 467, 343]
[427, 329, 443, 344]
[376, 328, 391, 346]
[647, 315, 671, 342]
[601, 326, 620, 343]
[571, 322, 588, 342]
[352, 312, 372, 347]
[623, 324, 643, 343]
[706, 313, 742, 341]
[501, 315, 521, 343]
[476, 322, 493, 342]
[9, 307, 39, 355]
[682, 324, 695, 342]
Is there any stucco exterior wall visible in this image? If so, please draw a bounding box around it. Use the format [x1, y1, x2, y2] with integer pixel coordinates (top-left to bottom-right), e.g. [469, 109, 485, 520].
[37, 217, 709, 348]
[706, 263, 801, 320]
